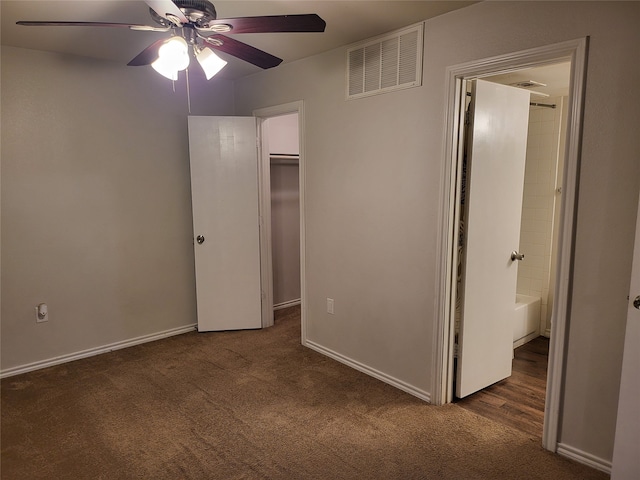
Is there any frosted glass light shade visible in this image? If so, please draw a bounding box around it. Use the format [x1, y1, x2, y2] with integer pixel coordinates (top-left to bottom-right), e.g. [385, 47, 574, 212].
[152, 59, 179, 80]
[196, 47, 227, 80]
[152, 36, 190, 80]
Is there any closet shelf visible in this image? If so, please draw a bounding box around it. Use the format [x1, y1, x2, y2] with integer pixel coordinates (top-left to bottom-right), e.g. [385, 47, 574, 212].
[270, 154, 299, 165]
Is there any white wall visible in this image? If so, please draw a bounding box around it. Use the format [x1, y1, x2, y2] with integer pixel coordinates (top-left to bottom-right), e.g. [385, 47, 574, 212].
[1, 46, 234, 372]
[233, 1, 640, 464]
[240, 47, 437, 394]
[267, 113, 299, 155]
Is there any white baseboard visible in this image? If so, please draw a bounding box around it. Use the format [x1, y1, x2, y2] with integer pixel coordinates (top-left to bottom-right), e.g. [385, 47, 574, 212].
[513, 330, 540, 349]
[273, 299, 301, 311]
[544, 328, 551, 338]
[304, 339, 431, 403]
[0, 324, 197, 379]
[557, 442, 612, 474]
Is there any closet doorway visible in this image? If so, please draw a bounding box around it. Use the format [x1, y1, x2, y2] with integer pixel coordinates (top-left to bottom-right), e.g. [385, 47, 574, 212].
[254, 102, 307, 337]
[266, 113, 301, 311]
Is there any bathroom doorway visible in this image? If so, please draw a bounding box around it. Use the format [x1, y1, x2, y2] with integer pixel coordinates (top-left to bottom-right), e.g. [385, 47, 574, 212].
[454, 63, 570, 437]
[433, 38, 588, 452]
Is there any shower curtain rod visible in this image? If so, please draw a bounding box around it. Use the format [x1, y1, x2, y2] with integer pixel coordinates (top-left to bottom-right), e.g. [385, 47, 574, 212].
[530, 102, 556, 109]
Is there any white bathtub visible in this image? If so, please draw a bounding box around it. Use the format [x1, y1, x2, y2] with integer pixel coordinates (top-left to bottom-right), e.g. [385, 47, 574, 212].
[513, 294, 541, 348]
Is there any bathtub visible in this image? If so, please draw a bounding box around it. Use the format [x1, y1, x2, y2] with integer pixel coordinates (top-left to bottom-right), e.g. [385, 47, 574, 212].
[513, 294, 541, 348]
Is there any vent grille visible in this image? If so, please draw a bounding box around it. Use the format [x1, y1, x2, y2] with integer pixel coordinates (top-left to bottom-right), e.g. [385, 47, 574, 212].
[347, 23, 423, 100]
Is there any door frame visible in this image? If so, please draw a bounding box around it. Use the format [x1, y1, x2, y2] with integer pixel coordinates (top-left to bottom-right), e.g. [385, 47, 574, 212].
[253, 101, 307, 339]
[432, 38, 588, 453]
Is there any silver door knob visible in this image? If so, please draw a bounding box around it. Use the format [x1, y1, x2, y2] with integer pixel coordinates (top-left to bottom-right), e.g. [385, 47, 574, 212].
[633, 296, 640, 310]
[196, 235, 205, 245]
[511, 251, 525, 261]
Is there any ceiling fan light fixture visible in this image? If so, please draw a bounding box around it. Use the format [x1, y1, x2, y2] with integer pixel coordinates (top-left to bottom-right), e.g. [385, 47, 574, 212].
[151, 36, 190, 79]
[196, 46, 227, 80]
[151, 58, 180, 80]
[17, 4, 325, 74]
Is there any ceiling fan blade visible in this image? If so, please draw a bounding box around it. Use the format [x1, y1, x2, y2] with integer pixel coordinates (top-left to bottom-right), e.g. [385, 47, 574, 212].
[127, 38, 167, 66]
[145, 0, 188, 24]
[16, 21, 169, 32]
[202, 14, 326, 34]
[202, 35, 282, 69]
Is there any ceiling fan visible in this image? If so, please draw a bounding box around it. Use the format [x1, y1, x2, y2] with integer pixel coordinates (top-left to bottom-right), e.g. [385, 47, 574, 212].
[16, 0, 326, 80]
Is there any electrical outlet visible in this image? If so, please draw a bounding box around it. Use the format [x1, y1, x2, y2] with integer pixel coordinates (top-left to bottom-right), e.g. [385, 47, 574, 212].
[326, 298, 334, 315]
[35, 303, 48, 323]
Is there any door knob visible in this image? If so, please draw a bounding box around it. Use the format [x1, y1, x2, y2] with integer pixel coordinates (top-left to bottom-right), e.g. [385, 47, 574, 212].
[511, 251, 525, 261]
[633, 296, 640, 310]
[196, 235, 205, 245]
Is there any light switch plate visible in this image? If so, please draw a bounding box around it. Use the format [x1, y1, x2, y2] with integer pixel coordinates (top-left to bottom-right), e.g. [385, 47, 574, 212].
[327, 298, 334, 315]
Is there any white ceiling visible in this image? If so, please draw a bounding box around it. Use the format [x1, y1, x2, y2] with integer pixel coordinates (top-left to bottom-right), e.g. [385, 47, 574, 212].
[1, 0, 477, 79]
[485, 62, 572, 99]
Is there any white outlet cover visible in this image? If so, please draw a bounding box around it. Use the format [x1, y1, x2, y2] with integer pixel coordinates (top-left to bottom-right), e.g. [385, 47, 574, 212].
[35, 304, 48, 323]
[327, 298, 334, 315]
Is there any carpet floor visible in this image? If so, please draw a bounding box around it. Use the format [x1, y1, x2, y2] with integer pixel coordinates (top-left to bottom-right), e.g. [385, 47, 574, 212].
[1, 307, 608, 479]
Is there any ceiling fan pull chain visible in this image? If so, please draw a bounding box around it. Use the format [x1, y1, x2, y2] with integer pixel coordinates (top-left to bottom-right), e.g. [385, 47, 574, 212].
[185, 67, 192, 114]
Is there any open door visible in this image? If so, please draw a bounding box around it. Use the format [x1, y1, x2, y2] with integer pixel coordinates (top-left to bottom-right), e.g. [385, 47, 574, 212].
[611, 192, 640, 479]
[456, 79, 530, 398]
[188, 116, 262, 332]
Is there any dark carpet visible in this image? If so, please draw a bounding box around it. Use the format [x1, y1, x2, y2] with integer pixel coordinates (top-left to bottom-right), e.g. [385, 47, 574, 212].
[1, 307, 607, 479]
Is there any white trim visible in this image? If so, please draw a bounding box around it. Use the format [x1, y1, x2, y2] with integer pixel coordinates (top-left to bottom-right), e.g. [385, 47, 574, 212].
[431, 74, 465, 407]
[273, 299, 301, 311]
[0, 324, 196, 379]
[253, 101, 306, 341]
[513, 331, 540, 350]
[256, 117, 275, 328]
[544, 37, 588, 453]
[432, 38, 589, 454]
[305, 340, 431, 402]
[557, 443, 612, 474]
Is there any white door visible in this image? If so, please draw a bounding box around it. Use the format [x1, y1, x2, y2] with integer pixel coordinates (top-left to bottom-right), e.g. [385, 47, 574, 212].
[611, 193, 640, 479]
[456, 79, 531, 398]
[188, 116, 262, 331]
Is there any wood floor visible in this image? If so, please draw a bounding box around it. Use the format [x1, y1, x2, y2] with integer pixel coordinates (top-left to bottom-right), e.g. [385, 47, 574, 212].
[455, 336, 550, 438]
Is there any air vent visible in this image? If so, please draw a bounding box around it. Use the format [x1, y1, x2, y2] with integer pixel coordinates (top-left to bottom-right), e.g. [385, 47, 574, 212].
[347, 23, 424, 100]
[510, 80, 547, 88]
